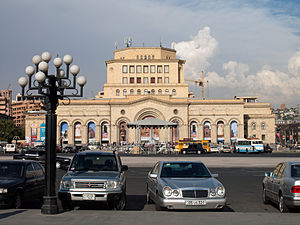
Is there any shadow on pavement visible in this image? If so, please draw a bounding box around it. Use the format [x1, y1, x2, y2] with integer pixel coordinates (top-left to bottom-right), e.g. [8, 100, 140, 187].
[0, 209, 27, 219]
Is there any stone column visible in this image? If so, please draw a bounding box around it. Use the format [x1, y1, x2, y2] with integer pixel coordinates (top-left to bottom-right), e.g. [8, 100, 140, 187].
[82, 124, 88, 145]
[238, 124, 244, 139]
[198, 124, 203, 140]
[224, 124, 231, 144]
[95, 124, 101, 144]
[211, 124, 217, 144]
[69, 124, 74, 146]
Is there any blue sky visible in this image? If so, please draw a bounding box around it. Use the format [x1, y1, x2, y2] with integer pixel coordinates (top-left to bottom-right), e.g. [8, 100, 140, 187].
[0, 0, 299, 107]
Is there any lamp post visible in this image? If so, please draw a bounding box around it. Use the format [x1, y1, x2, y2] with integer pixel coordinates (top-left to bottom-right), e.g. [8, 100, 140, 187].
[18, 51, 87, 214]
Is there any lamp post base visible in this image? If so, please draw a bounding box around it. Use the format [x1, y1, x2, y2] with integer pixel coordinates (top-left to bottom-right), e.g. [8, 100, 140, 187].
[41, 196, 59, 214]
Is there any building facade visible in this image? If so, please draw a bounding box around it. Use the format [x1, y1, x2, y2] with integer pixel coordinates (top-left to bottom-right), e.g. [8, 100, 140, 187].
[25, 47, 275, 146]
[0, 89, 12, 117]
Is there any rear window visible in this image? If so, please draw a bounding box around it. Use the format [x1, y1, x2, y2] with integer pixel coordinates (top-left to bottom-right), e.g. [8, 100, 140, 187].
[160, 162, 211, 178]
[0, 162, 23, 177]
[70, 154, 118, 172]
[291, 165, 300, 177]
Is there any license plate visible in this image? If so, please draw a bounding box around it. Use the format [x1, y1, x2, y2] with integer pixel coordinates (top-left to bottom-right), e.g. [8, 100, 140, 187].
[185, 200, 206, 206]
[82, 193, 96, 200]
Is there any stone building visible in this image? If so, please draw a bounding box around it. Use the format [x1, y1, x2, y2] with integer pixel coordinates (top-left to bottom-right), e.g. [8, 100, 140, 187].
[25, 46, 275, 146]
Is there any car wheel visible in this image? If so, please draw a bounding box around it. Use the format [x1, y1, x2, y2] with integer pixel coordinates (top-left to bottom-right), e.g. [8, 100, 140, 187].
[114, 192, 127, 210]
[262, 187, 269, 204]
[56, 161, 61, 169]
[61, 200, 74, 211]
[146, 188, 153, 204]
[14, 192, 22, 209]
[279, 194, 289, 213]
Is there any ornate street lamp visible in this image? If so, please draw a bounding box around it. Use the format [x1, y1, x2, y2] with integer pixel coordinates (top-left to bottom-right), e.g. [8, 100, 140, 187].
[18, 51, 87, 214]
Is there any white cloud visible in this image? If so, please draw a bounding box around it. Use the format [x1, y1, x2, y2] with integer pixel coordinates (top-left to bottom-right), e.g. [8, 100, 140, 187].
[172, 27, 218, 79]
[172, 27, 300, 105]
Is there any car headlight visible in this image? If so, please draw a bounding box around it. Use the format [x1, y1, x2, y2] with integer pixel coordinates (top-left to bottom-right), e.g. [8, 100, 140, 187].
[163, 186, 172, 197]
[163, 186, 181, 198]
[217, 186, 225, 197]
[209, 189, 216, 197]
[0, 188, 8, 193]
[60, 180, 74, 189]
[106, 180, 120, 189]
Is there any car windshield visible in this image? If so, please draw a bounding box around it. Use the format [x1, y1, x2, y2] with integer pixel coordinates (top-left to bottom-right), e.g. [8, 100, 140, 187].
[291, 165, 300, 177]
[0, 162, 23, 178]
[70, 154, 118, 172]
[160, 162, 211, 178]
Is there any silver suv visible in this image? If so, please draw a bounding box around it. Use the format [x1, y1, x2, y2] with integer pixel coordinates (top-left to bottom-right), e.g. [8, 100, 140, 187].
[58, 151, 128, 210]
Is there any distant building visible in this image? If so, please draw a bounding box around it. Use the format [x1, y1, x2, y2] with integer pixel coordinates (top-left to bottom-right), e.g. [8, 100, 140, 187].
[11, 93, 43, 127]
[0, 89, 12, 116]
[281, 104, 286, 111]
[25, 46, 275, 146]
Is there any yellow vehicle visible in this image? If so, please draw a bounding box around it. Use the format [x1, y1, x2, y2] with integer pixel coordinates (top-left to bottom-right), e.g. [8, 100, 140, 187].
[175, 139, 210, 153]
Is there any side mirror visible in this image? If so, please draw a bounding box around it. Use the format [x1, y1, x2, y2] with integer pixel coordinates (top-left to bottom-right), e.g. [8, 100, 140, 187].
[121, 165, 128, 172]
[149, 173, 158, 179]
[211, 173, 219, 178]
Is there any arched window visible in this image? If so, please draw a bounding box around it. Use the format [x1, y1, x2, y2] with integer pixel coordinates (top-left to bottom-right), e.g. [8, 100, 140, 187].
[190, 121, 197, 139]
[230, 121, 238, 141]
[172, 89, 176, 96]
[123, 89, 127, 96]
[171, 120, 179, 143]
[165, 89, 169, 95]
[137, 89, 141, 95]
[130, 89, 134, 95]
[74, 122, 82, 144]
[261, 122, 266, 130]
[144, 89, 148, 95]
[151, 89, 155, 95]
[116, 89, 120, 96]
[251, 122, 256, 130]
[119, 122, 127, 143]
[203, 121, 211, 140]
[101, 122, 109, 143]
[158, 89, 162, 95]
[88, 122, 96, 143]
[60, 122, 68, 144]
[217, 121, 225, 143]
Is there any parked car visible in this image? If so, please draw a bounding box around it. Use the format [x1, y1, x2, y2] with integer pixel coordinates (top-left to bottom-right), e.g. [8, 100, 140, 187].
[13, 149, 71, 169]
[262, 161, 300, 212]
[263, 144, 273, 153]
[58, 151, 128, 210]
[146, 161, 226, 211]
[0, 160, 45, 208]
[181, 143, 206, 154]
[220, 145, 233, 153]
[210, 145, 220, 153]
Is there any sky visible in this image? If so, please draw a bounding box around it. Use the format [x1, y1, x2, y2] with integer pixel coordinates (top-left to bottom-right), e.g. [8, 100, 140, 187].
[0, 0, 300, 108]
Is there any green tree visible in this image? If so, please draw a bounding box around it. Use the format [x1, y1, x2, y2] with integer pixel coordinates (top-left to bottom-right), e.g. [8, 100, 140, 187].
[0, 119, 25, 143]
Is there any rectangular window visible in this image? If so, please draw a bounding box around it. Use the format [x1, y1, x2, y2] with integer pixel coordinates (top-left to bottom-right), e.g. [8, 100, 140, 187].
[157, 65, 162, 73]
[151, 77, 155, 83]
[137, 55, 139, 59]
[122, 77, 127, 84]
[150, 65, 155, 73]
[152, 55, 155, 59]
[130, 77, 134, 84]
[148, 55, 151, 59]
[137, 77, 141, 83]
[122, 65, 128, 73]
[144, 77, 148, 84]
[262, 134, 265, 141]
[136, 65, 142, 73]
[158, 77, 162, 83]
[129, 65, 135, 73]
[164, 65, 169, 73]
[164, 77, 169, 83]
[143, 66, 148, 73]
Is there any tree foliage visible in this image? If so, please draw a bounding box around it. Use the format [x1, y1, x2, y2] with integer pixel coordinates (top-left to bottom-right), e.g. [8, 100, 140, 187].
[0, 119, 25, 143]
